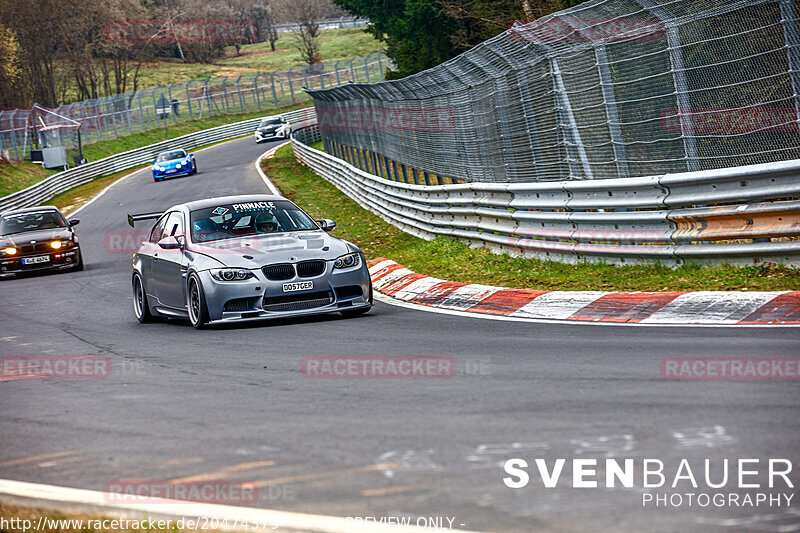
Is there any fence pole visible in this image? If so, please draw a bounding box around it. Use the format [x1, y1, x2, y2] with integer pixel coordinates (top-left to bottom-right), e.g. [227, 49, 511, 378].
[779, 0, 800, 131]
[334, 60, 341, 85]
[377, 51, 384, 79]
[269, 73, 279, 107]
[635, 0, 699, 172]
[221, 77, 231, 114]
[364, 56, 370, 82]
[236, 75, 245, 113]
[288, 68, 296, 103]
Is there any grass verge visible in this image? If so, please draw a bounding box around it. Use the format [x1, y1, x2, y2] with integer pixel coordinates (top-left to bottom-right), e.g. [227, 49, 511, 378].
[262, 145, 800, 291]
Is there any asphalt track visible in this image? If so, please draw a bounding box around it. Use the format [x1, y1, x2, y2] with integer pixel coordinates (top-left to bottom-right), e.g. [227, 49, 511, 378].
[1, 136, 799, 533]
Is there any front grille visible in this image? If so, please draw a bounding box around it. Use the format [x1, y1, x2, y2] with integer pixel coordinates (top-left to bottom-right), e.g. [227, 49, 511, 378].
[262, 290, 333, 312]
[18, 243, 49, 254]
[296, 260, 325, 278]
[224, 297, 256, 312]
[262, 263, 295, 281]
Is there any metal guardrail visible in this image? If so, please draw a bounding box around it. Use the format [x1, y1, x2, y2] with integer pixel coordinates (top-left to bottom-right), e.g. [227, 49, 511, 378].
[0, 108, 316, 215]
[291, 125, 800, 266]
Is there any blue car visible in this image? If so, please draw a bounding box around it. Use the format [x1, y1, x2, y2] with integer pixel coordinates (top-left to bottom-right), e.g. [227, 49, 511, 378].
[151, 149, 197, 181]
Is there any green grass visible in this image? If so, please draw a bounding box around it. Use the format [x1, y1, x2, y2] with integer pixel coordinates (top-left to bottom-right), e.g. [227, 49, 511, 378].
[59, 28, 382, 101]
[262, 145, 800, 292]
[0, 160, 55, 197]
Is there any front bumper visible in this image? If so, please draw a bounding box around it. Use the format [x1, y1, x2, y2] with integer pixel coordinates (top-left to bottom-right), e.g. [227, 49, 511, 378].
[0, 247, 80, 276]
[152, 166, 192, 179]
[198, 260, 371, 324]
[255, 130, 289, 142]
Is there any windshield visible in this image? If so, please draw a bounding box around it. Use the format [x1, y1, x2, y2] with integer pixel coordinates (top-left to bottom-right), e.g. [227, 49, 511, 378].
[0, 210, 67, 235]
[156, 150, 186, 162]
[190, 200, 318, 243]
[259, 118, 283, 127]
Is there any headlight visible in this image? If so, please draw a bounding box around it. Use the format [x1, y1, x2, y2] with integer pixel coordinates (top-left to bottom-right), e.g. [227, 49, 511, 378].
[333, 253, 360, 269]
[210, 268, 254, 281]
[176, 162, 182, 167]
[2, 247, 17, 256]
[155, 165, 163, 171]
[50, 240, 71, 249]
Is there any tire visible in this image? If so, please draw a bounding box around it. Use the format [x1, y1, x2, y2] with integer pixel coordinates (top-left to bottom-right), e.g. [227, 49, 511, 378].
[191, 161, 197, 174]
[132, 273, 154, 323]
[187, 273, 209, 329]
[73, 251, 84, 271]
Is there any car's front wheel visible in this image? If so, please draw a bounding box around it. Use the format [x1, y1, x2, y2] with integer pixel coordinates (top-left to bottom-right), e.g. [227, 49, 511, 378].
[73, 251, 84, 271]
[132, 273, 154, 323]
[187, 273, 209, 329]
[191, 161, 197, 174]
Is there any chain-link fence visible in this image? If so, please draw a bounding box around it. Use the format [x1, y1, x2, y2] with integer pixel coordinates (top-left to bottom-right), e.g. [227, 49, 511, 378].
[308, 0, 800, 183]
[275, 17, 367, 33]
[0, 51, 389, 164]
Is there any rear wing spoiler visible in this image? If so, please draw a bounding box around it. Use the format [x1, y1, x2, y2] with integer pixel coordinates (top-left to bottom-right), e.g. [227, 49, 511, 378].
[127, 212, 163, 228]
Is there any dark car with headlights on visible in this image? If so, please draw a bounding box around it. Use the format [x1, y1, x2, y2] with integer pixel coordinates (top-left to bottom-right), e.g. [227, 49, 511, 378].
[0, 206, 83, 278]
[254, 116, 291, 143]
[128, 194, 372, 329]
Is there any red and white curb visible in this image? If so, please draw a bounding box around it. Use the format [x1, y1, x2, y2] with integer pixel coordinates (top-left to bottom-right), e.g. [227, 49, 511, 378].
[368, 258, 800, 325]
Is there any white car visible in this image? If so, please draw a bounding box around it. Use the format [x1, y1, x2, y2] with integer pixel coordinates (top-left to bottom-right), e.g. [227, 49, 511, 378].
[255, 116, 291, 143]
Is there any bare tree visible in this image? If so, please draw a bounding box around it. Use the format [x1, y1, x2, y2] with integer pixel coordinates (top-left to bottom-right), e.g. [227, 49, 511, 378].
[274, 0, 331, 65]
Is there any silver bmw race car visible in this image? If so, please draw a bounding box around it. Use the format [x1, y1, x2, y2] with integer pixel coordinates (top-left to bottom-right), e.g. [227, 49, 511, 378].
[128, 194, 372, 328]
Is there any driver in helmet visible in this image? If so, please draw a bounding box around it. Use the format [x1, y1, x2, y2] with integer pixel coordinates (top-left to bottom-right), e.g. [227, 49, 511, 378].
[254, 211, 278, 234]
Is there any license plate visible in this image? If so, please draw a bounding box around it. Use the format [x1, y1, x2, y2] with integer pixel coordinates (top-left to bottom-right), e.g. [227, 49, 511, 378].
[22, 255, 50, 265]
[166, 169, 177, 174]
[283, 281, 313, 292]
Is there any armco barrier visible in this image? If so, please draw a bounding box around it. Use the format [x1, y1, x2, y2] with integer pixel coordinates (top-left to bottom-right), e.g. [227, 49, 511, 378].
[0, 108, 316, 215]
[291, 125, 800, 266]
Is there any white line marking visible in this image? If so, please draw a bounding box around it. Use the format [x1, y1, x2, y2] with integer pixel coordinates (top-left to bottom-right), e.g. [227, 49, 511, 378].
[0, 478, 485, 533]
[255, 142, 290, 196]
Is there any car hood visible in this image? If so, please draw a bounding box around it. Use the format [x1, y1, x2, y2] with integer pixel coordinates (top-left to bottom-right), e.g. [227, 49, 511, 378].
[0, 227, 72, 247]
[258, 124, 284, 131]
[188, 231, 352, 268]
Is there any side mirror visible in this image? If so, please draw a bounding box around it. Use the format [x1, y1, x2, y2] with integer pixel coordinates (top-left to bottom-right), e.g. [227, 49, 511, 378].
[317, 219, 336, 232]
[68, 218, 80, 227]
[188, 153, 193, 157]
[158, 236, 182, 250]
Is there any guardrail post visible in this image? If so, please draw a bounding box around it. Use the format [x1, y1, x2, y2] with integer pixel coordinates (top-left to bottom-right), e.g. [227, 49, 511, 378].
[422, 171, 432, 186]
[779, 0, 800, 131]
[382, 155, 393, 180]
[635, 0, 699, 172]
